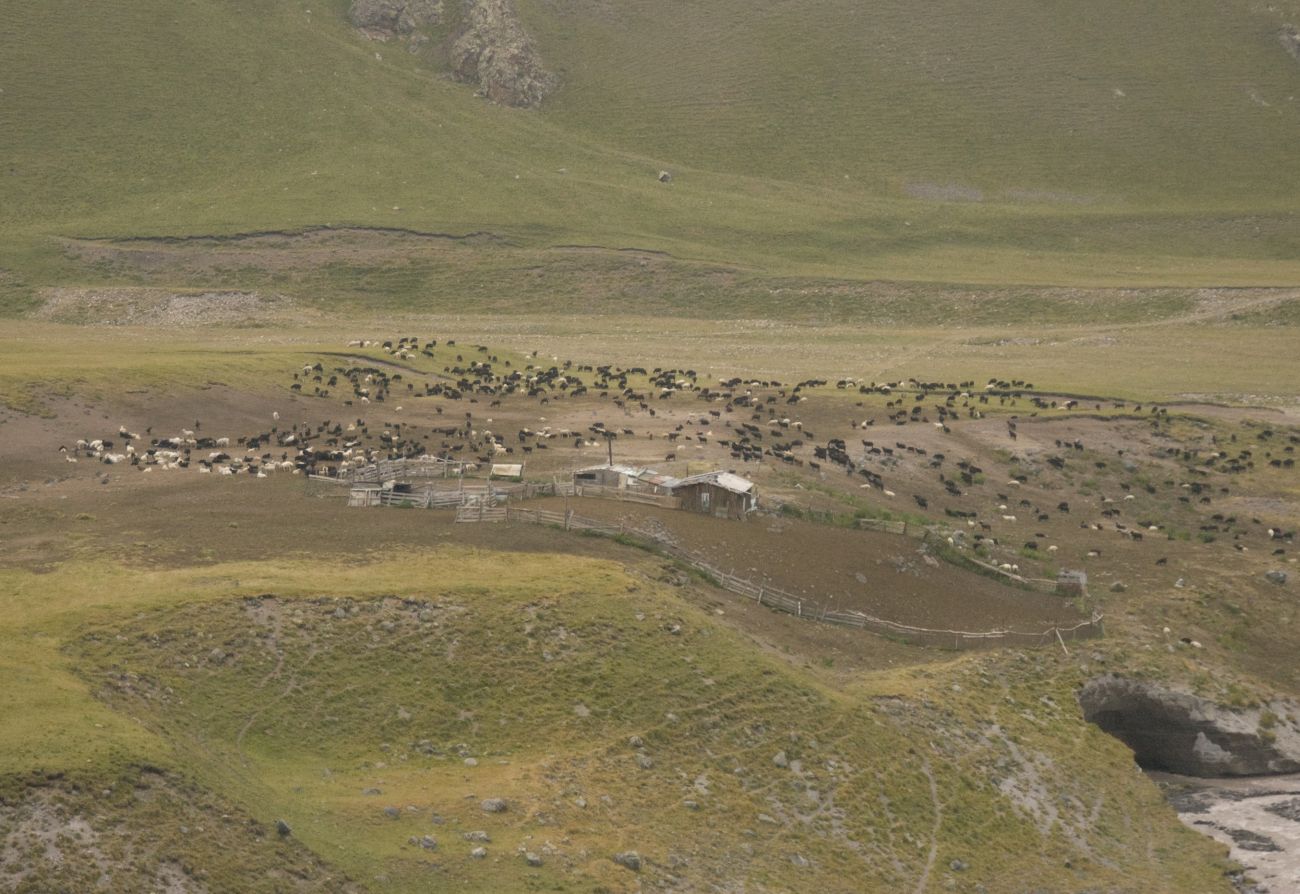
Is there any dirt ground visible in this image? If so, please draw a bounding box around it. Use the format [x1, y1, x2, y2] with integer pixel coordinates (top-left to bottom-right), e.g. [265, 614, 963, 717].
[4, 338, 1298, 684]
[529, 496, 1080, 631]
[0, 470, 939, 673]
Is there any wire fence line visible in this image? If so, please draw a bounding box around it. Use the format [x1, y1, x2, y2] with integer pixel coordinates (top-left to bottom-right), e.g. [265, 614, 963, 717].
[499, 507, 1103, 651]
[328, 474, 1102, 650]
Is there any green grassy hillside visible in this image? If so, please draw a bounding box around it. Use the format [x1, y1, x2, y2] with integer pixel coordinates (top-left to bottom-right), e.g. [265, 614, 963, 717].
[0, 550, 1233, 893]
[1, 0, 1299, 290]
[526, 0, 1300, 204]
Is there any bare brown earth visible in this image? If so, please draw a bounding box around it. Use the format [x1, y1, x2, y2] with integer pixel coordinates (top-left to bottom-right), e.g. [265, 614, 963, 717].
[529, 496, 1077, 631]
[3, 337, 1297, 690]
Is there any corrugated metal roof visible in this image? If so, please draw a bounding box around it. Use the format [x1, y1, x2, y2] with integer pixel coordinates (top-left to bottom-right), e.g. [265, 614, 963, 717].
[676, 471, 755, 494]
[638, 471, 682, 488]
[575, 463, 643, 476]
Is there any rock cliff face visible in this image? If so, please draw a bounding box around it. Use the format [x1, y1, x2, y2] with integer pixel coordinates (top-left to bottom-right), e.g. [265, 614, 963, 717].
[349, 0, 444, 37]
[1079, 675, 1300, 777]
[349, 0, 556, 108]
[448, 0, 557, 107]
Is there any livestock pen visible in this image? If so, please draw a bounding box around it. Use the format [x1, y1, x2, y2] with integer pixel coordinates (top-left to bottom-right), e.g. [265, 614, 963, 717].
[493, 507, 1103, 651]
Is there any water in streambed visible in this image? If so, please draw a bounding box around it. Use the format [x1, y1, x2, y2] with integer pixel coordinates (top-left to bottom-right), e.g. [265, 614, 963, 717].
[1150, 771, 1300, 893]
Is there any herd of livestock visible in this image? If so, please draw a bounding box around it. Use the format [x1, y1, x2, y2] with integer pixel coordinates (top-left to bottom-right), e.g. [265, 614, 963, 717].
[57, 337, 1298, 565]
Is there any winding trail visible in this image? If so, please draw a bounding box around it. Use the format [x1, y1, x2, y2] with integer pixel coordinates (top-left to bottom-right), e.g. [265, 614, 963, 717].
[914, 757, 943, 894]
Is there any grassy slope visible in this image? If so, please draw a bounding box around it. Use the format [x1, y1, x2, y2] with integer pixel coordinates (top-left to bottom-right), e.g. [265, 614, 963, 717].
[0, 550, 1233, 892]
[526, 0, 1300, 203]
[1, 0, 1299, 290]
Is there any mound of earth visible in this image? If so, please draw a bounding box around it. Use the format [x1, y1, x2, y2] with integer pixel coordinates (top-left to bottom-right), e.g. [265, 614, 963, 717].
[0, 766, 357, 893]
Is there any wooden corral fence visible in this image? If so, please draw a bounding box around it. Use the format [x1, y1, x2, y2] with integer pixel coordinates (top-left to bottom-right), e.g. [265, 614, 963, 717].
[347, 487, 466, 509]
[488, 507, 1104, 651]
[856, 517, 918, 536]
[306, 474, 353, 498]
[346, 458, 463, 484]
[455, 502, 508, 523]
[960, 556, 1063, 594]
[507, 507, 625, 536]
[571, 483, 681, 509]
[346, 480, 565, 508]
[857, 516, 1064, 594]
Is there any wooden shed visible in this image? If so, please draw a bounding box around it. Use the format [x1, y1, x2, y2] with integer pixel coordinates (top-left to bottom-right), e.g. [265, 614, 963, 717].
[673, 471, 758, 519]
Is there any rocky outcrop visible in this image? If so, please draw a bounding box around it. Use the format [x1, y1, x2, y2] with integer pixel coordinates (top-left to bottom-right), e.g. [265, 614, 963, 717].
[1079, 675, 1300, 777]
[1282, 26, 1300, 62]
[349, 0, 443, 37]
[348, 0, 556, 107]
[449, 0, 557, 107]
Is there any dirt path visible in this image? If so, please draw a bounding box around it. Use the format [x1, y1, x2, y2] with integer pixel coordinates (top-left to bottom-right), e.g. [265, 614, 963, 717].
[914, 758, 942, 894]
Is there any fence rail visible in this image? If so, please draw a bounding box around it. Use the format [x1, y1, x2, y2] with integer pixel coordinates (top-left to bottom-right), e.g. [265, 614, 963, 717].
[346, 458, 464, 484]
[490, 507, 1102, 651]
[572, 484, 681, 509]
[455, 503, 508, 523]
[346, 480, 565, 508]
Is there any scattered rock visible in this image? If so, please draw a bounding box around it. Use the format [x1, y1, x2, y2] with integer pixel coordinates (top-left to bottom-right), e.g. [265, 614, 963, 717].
[481, 798, 508, 813]
[1265, 570, 1288, 585]
[628, 735, 644, 749]
[772, 750, 789, 769]
[1265, 797, 1300, 822]
[636, 754, 654, 770]
[463, 757, 478, 767]
[1282, 25, 1300, 61]
[524, 851, 543, 866]
[1223, 826, 1282, 852]
[1109, 581, 1127, 593]
[657, 170, 672, 183]
[613, 850, 642, 871]
[950, 858, 969, 871]
[409, 835, 437, 850]
[275, 819, 292, 837]
[471, 846, 488, 859]
[383, 806, 401, 819]
[463, 830, 490, 842]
